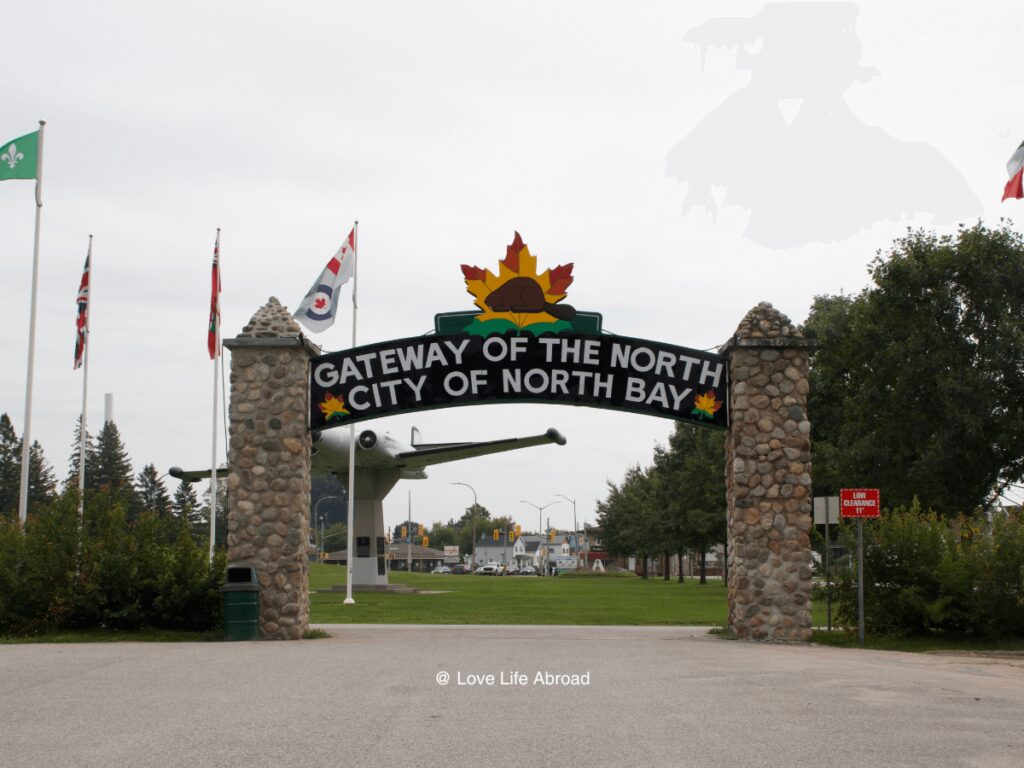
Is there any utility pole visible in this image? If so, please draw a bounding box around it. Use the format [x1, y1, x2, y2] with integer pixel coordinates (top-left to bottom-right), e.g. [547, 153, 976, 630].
[521, 500, 559, 575]
[453, 482, 478, 572]
[556, 494, 577, 565]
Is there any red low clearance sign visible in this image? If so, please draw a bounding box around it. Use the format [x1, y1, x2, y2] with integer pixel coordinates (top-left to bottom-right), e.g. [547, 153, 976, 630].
[840, 488, 881, 518]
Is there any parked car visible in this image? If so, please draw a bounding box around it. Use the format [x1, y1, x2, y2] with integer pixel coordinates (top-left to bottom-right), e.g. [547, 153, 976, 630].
[504, 563, 520, 576]
[519, 565, 538, 576]
[450, 564, 470, 575]
[475, 563, 501, 576]
[431, 565, 452, 574]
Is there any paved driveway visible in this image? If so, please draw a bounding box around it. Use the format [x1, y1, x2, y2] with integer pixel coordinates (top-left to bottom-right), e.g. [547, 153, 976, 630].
[2, 625, 1022, 768]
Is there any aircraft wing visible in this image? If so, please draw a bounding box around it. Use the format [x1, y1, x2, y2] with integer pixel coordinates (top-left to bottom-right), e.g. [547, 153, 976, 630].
[311, 426, 566, 477]
[394, 428, 567, 469]
[175, 428, 567, 481]
[168, 466, 228, 483]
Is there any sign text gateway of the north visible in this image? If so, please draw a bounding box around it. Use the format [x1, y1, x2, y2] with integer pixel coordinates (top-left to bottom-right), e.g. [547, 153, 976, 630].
[224, 232, 814, 641]
[310, 332, 728, 428]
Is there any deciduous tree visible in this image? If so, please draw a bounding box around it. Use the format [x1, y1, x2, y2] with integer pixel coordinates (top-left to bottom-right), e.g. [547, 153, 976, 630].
[805, 221, 1024, 513]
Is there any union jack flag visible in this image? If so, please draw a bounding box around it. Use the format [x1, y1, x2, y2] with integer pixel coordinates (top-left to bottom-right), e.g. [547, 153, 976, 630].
[73, 251, 90, 369]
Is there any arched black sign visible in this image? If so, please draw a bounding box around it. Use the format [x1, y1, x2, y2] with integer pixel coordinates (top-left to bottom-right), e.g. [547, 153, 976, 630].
[309, 330, 728, 430]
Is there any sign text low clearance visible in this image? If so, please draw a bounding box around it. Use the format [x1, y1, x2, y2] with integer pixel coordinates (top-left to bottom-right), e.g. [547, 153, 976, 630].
[839, 488, 881, 519]
[309, 332, 729, 430]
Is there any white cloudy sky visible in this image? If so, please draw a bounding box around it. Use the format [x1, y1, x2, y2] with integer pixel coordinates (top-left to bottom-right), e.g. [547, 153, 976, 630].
[1, 0, 1021, 534]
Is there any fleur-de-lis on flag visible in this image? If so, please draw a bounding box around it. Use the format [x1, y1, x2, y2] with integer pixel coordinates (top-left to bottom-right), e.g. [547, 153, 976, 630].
[1, 142, 23, 169]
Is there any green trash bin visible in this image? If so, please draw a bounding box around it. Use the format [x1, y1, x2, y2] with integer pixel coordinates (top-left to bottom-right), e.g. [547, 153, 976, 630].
[221, 566, 260, 641]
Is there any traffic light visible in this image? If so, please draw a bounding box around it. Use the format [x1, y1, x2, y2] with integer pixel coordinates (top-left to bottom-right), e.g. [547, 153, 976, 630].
[422, 536, 429, 547]
[514, 524, 522, 538]
[418, 524, 425, 537]
[493, 528, 500, 541]
[548, 529, 556, 542]
[401, 526, 408, 539]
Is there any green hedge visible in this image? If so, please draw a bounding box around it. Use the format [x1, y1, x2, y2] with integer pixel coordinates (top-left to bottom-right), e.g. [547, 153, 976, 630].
[832, 503, 1024, 638]
[0, 491, 225, 636]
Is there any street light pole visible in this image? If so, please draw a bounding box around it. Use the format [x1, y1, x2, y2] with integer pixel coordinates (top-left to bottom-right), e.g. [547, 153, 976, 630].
[521, 500, 559, 575]
[452, 482, 478, 572]
[314, 495, 338, 559]
[556, 494, 577, 565]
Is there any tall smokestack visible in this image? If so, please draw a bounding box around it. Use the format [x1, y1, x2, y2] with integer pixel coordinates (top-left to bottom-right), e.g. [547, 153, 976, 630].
[104, 393, 113, 424]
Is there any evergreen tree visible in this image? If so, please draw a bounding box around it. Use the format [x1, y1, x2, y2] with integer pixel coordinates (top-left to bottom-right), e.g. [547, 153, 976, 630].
[27, 440, 57, 510]
[91, 421, 138, 514]
[172, 478, 201, 531]
[0, 416, 57, 518]
[0, 414, 20, 520]
[137, 463, 172, 517]
[64, 415, 97, 492]
[92, 421, 134, 491]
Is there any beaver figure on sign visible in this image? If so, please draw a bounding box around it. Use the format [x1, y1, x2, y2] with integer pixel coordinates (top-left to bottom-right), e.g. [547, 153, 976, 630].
[484, 277, 576, 321]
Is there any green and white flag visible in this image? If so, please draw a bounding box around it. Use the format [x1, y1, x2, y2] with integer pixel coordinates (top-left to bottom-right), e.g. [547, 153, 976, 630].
[0, 130, 39, 180]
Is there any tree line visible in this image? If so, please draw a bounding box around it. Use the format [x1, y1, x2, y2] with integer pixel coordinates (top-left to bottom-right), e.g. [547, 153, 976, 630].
[596, 221, 1024, 590]
[597, 423, 726, 583]
[0, 414, 222, 543]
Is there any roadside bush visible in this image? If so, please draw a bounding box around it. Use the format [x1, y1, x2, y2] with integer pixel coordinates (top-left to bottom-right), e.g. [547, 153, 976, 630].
[834, 502, 1024, 638]
[0, 489, 225, 636]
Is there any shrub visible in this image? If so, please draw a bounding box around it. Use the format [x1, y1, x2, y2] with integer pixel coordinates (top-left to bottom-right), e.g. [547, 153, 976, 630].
[0, 489, 226, 636]
[834, 502, 1024, 638]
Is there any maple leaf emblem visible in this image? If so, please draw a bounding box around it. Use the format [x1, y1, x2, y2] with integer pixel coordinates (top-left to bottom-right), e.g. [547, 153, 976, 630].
[314, 297, 327, 310]
[460, 232, 575, 330]
[319, 392, 350, 421]
[691, 390, 723, 420]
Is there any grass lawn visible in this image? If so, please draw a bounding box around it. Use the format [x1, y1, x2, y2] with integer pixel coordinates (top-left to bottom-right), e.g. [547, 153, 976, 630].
[310, 563, 743, 625]
[0, 628, 221, 644]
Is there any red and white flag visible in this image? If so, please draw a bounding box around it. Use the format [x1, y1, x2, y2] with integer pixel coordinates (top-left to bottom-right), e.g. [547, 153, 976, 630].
[208, 231, 221, 359]
[73, 251, 90, 369]
[293, 228, 356, 333]
[1003, 141, 1024, 201]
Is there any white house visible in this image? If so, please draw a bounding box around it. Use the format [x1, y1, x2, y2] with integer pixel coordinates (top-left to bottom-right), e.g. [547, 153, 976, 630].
[472, 531, 516, 566]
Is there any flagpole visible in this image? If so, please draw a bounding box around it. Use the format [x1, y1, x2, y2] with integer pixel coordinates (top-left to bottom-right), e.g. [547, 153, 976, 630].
[344, 220, 358, 606]
[209, 228, 221, 563]
[17, 120, 46, 527]
[78, 235, 93, 519]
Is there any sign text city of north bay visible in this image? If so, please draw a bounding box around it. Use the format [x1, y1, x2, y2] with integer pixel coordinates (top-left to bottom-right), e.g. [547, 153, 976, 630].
[309, 332, 729, 429]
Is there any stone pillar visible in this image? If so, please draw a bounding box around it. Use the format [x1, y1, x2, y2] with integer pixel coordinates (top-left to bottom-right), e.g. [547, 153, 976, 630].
[223, 298, 318, 640]
[721, 302, 814, 641]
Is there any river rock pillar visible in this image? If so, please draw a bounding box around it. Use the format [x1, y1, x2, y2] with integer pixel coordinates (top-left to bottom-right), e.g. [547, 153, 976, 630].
[721, 302, 814, 641]
[223, 297, 318, 640]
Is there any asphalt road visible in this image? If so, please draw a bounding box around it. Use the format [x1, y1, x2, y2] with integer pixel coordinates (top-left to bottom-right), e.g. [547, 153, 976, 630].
[2, 625, 1022, 768]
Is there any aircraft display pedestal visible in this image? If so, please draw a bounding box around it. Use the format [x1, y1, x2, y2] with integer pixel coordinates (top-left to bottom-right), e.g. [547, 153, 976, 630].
[343, 467, 400, 588]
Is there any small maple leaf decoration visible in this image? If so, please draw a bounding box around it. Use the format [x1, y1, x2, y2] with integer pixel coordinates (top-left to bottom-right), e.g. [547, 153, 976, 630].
[314, 297, 327, 309]
[691, 390, 723, 420]
[319, 392, 350, 421]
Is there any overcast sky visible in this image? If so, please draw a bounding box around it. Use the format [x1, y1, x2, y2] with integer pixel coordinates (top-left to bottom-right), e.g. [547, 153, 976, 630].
[2, 0, 1021, 535]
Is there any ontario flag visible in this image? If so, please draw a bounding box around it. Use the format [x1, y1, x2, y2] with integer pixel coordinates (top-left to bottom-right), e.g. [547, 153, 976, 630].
[73, 249, 90, 369]
[1003, 141, 1024, 201]
[208, 231, 221, 359]
[293, 227, 356, 333]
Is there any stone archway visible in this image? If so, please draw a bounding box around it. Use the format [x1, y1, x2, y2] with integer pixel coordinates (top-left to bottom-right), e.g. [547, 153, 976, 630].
[222, 298, 813, 641]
